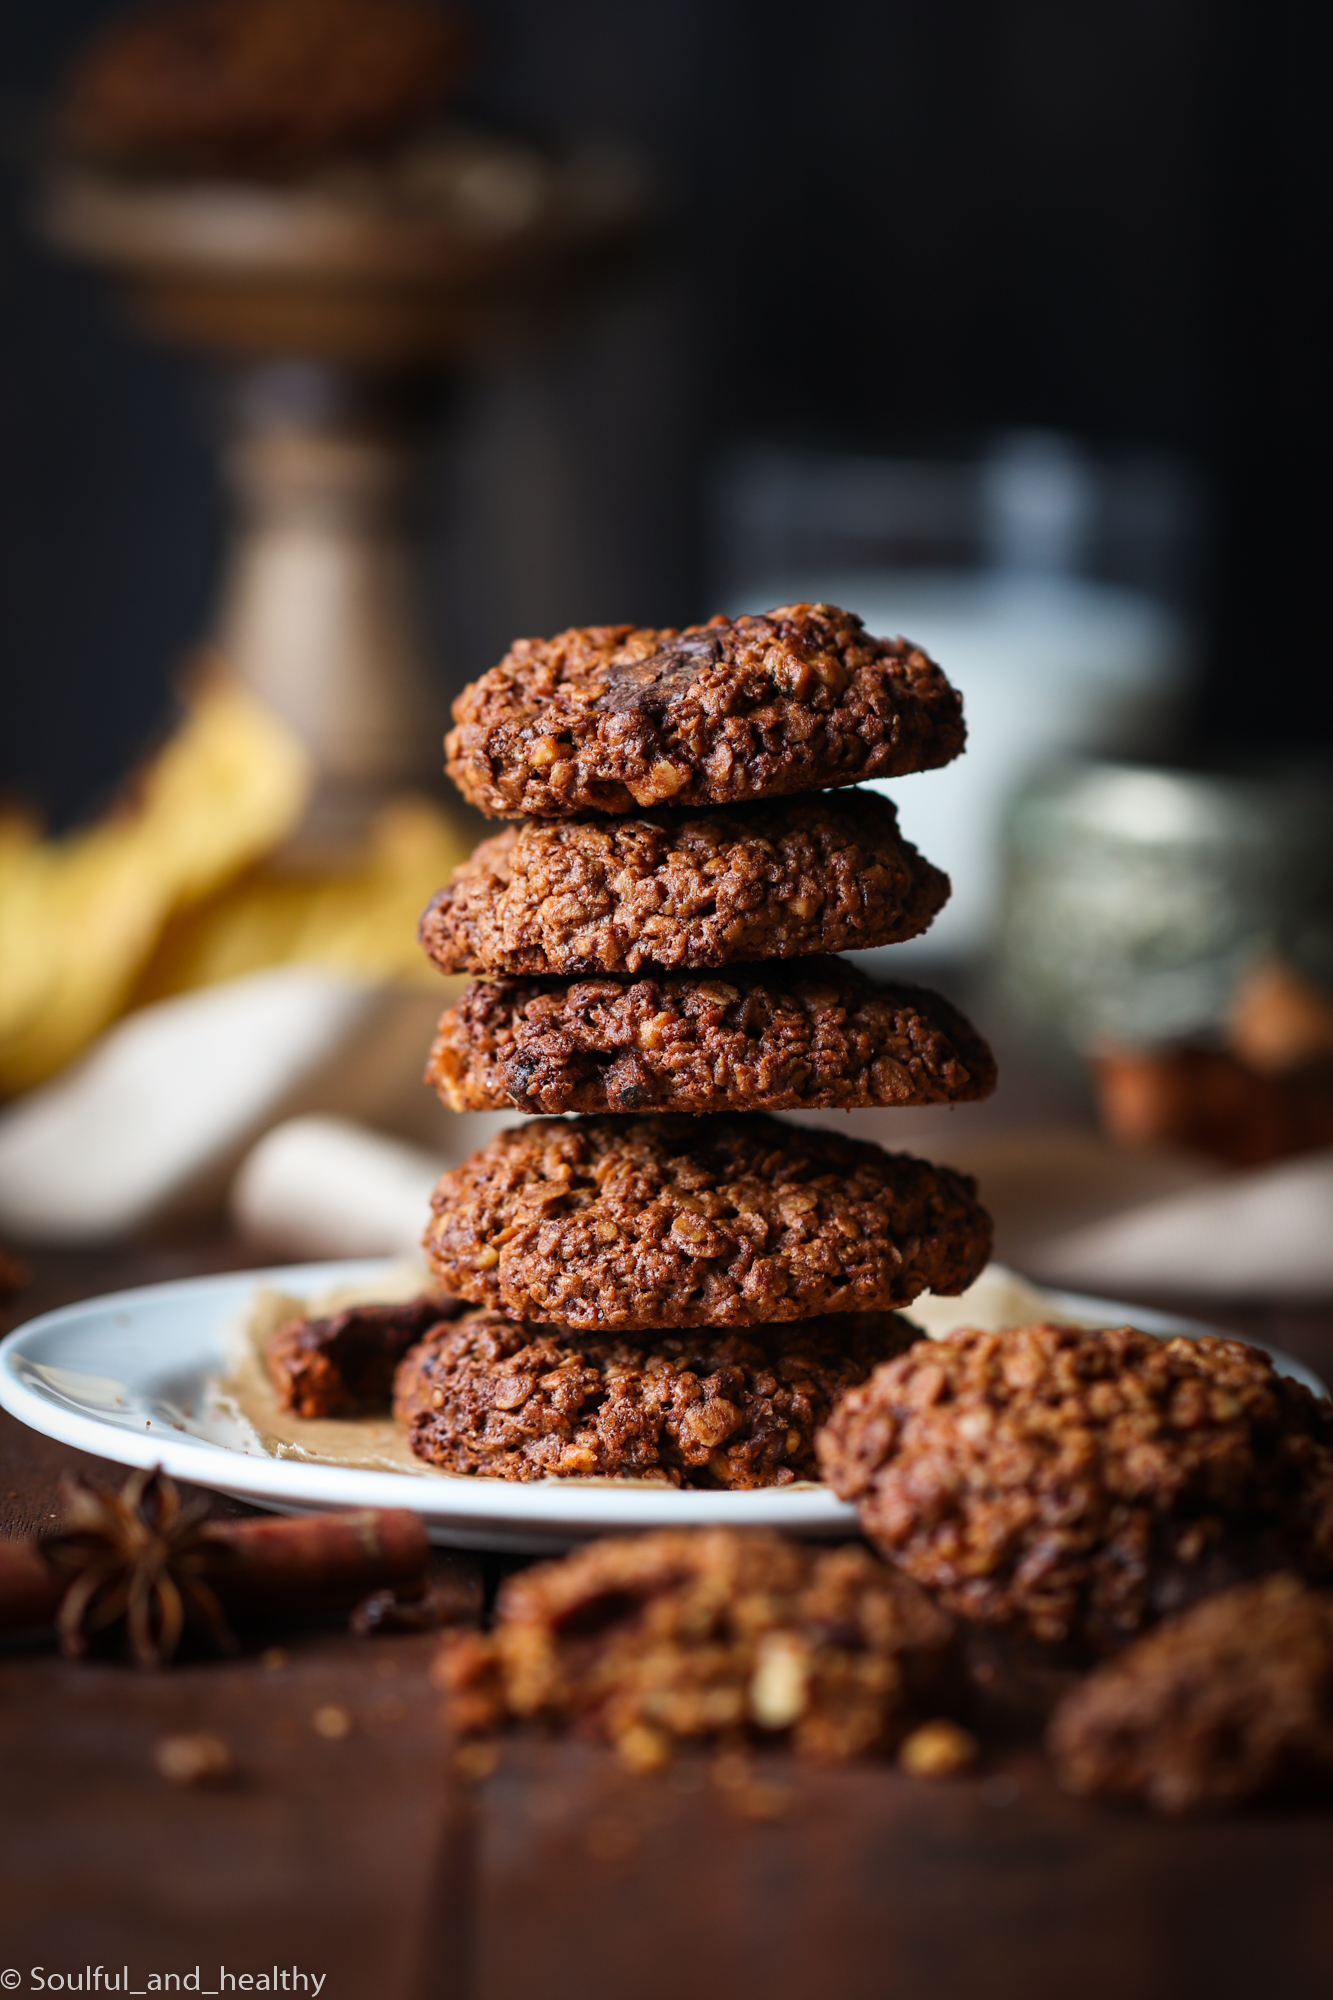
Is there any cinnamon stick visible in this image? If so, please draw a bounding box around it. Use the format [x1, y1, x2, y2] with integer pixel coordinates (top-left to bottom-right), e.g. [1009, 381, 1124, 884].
[201, 1508, 431, 1616]
[0, 1500, 431, 1643]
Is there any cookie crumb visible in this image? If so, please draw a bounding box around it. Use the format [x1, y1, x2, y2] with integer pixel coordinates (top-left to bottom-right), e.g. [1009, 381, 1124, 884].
[453, 1741, 500, 1784]
[154, 1732, 235, 1786]
[616, 1723, 672, 1775]
[898, 1719, 978, 1778]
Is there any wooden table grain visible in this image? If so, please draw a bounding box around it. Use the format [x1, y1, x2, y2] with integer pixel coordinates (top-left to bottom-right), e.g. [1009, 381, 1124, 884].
[4, 1240, 1333, 2000]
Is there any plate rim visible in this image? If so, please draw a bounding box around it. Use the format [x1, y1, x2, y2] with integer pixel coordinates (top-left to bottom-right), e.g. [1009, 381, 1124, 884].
[0, 1259, 860, 1544]
[1, 1259, 1324, 1549]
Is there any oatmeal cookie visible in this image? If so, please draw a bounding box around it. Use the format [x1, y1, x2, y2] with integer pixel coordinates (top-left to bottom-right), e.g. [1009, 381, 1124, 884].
[444, 604, 965, 819]
[418, 793, 949, 978]
[422, 1113, 991, 1329]
[61, 0, 468, 178]
[817, 1322, 1333, 1649]
[435, 1527, 959, 1764]
[393, 1306, 916, 1486]
[427, 961, 995, 1116]
[266, 1293, 461, 1418]
[1048, 1574, 1333, 1811]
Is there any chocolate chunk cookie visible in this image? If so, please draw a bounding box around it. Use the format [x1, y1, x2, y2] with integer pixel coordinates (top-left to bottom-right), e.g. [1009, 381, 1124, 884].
[422, 1113, 992, 1329]
[265, 1293, 462, 1418]
[427, 961, 996, 1116]
[1048, 1574, 1333, 1812]
[817, 1322, 1333, 1649]
[418, 793, 949, 978]
[394, 1306, 917, 1486]
[445, 604, 965, 820]
[437, 1527, 959, 1765]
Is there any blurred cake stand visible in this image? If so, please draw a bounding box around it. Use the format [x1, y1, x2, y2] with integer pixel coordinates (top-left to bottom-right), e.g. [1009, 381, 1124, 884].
[41, 132, 643, 845]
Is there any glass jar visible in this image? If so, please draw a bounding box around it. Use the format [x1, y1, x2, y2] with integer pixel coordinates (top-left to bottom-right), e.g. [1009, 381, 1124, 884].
[996, 758, 1333, 1057]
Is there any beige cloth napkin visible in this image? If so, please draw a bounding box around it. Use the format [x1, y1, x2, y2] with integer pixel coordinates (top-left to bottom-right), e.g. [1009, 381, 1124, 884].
[0, 968, 448, 1244]
[231, 1112, 513, 1259]
[1025, 1149, 1333, 1299]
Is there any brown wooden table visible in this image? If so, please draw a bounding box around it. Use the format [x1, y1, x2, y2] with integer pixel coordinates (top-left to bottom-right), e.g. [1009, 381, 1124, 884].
[4, 1239, 1333, 2000]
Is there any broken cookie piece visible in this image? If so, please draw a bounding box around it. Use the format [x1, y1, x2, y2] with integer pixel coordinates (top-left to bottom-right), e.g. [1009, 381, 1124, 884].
[266, 1292, 462, 1418]
[435, 1527, 960, 1765]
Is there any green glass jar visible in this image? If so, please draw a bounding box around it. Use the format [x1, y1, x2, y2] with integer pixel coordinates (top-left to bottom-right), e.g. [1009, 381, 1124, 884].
[996, 759, 1333, 1057]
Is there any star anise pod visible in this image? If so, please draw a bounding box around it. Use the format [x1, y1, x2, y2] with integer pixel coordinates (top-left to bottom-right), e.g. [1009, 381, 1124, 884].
[40, 1466, 238, 1668]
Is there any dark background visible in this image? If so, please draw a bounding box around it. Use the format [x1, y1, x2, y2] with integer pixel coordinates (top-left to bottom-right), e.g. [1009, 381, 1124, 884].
[1, 0, 1327, 829]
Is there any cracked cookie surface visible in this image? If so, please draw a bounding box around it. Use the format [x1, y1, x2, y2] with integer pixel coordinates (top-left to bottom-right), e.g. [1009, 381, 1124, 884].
[818, 1321, 1333, 1649]
[394, 1307, 918, 1486]
[427, 961, 995, 1116]
[422, 1113, 991, 1330]
[418, 792, 949, 978]
[444, 603, 965, 819]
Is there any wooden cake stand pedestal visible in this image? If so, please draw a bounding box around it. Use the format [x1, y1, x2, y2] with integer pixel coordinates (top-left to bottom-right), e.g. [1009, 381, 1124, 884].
[43, 139, 641, 845]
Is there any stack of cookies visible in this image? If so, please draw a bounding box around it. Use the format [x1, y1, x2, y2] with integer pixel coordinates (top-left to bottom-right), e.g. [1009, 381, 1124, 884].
[397, 603, 996, 1487]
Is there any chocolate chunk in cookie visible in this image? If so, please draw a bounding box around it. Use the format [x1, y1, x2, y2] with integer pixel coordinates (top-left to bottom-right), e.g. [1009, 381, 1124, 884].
[423, 1113, 992, 1330]
[427, 961, 996, 1116]
[445, 604, 965, 819]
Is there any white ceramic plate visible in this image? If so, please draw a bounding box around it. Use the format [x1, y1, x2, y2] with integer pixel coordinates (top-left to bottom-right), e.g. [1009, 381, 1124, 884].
[1, 1261, 1325, 1552]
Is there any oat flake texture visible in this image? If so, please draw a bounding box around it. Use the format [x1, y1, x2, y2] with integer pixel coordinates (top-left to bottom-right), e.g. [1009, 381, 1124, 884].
[445, 603, 965, 820]
[423, 1113, 992, 1330]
